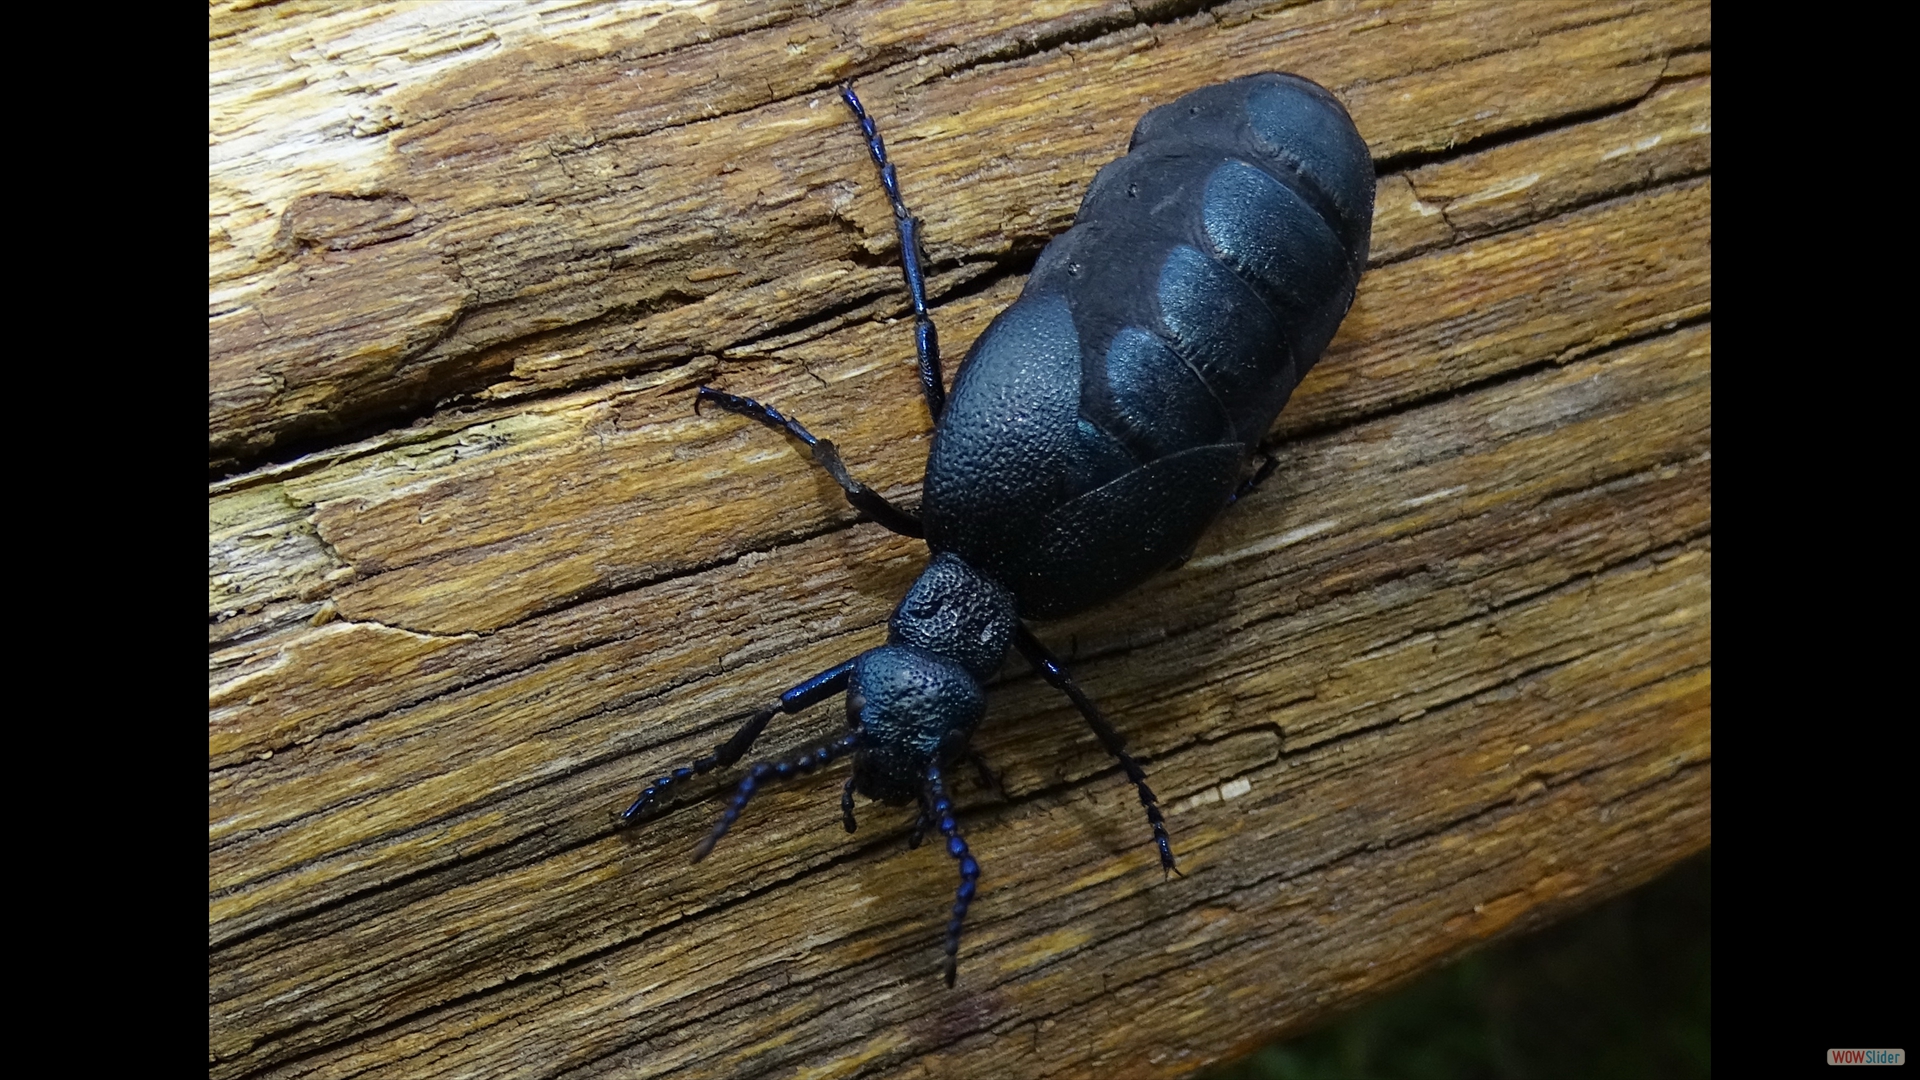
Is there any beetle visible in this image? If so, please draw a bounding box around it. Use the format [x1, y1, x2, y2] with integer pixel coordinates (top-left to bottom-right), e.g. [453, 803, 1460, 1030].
[619, 72, 1373, 987]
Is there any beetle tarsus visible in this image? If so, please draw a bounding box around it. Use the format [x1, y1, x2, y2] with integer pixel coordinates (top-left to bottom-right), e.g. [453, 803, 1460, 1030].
[618, 704, 779, 825]
[968, 750, 1005, 798]
[1230, 451, 1279, 505]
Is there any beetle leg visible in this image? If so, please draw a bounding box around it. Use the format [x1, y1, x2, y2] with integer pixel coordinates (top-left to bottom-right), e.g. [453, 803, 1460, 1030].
[695, 387, 925, 538]
[1228, 451, 1279, 506]
[841, 775, 859, 833]
[618, 659, 856, 824]
[907, 797, 931, 850]
[968, 750, 1006, 798]
[840, 82, 946, 423]
[924, 764, 979, 988]
[1013, 626, 1182, 879]
[1165, 542, 1200, 573]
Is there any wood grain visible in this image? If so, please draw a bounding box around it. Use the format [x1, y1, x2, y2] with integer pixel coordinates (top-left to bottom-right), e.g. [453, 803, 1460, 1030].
[209, 2, 1710, 1077]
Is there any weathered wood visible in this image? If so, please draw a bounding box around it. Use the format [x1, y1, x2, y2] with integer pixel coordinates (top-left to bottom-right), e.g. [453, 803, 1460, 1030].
[209, 2, 1710, 1077]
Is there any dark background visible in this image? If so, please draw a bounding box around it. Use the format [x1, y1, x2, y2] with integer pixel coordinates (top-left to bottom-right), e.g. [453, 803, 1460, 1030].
[1202, 849, 1711, 1079]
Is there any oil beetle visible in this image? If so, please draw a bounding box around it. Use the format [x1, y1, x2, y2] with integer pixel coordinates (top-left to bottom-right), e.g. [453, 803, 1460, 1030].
[620, 72, 1373, 987]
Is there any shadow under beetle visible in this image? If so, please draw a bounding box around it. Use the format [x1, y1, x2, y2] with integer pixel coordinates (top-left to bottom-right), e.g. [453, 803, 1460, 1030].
[619, 73, 1374, 987]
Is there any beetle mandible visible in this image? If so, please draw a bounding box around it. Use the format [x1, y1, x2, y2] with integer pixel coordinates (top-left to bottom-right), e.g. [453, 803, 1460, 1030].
[620, 72, 1374, 987]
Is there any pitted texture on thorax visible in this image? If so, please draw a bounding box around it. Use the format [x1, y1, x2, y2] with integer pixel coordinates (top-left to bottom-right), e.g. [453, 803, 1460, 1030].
[888, 553, 1018, 680]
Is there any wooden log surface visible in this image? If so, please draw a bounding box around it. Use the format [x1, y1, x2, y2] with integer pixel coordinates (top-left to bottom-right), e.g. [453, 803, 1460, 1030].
[209, 2, 1711, 1077]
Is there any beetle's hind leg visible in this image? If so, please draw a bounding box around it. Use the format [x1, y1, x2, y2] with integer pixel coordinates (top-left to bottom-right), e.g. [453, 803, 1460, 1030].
[1229, 451, 1279, 506]
[1013, 626, 1182, 878]
[840, 82, 946, 423]
[696, 387, 924, 538]
[618, 659, 856, 824]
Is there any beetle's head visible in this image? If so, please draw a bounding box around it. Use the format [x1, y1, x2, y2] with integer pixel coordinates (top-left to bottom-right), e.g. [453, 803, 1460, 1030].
[847, 644, 985, 804]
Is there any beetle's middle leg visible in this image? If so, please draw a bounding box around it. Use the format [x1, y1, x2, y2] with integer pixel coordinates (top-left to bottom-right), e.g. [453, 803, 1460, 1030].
[696, 387, 924, 539]
[1013, 626, 1181, 878]
[840, 82, 946, 423]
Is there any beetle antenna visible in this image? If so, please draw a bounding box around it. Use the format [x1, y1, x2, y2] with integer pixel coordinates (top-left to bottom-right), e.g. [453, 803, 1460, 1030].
[619, 704, 777, 824]
[925, 764, 979, 988]
[620, 660, 855, 825]
[691, 729, 863, 863]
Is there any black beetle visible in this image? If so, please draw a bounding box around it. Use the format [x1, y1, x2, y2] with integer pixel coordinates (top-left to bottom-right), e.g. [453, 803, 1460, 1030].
[620, 72, 1373, 987]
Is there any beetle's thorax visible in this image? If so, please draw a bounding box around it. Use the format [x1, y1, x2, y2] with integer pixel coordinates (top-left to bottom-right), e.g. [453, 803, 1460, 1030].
[844, 554, 1018, 804]
[887, 552, 1019, 679]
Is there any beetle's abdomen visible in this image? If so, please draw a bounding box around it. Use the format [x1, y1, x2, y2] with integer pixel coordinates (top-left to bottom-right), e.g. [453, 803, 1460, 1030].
[924, 73, 1373, 618]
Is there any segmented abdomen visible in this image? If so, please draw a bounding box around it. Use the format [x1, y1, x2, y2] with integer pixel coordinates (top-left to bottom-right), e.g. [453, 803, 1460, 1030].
[923, 73, 1373, 617]
[1048, 71, 1372, 486]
